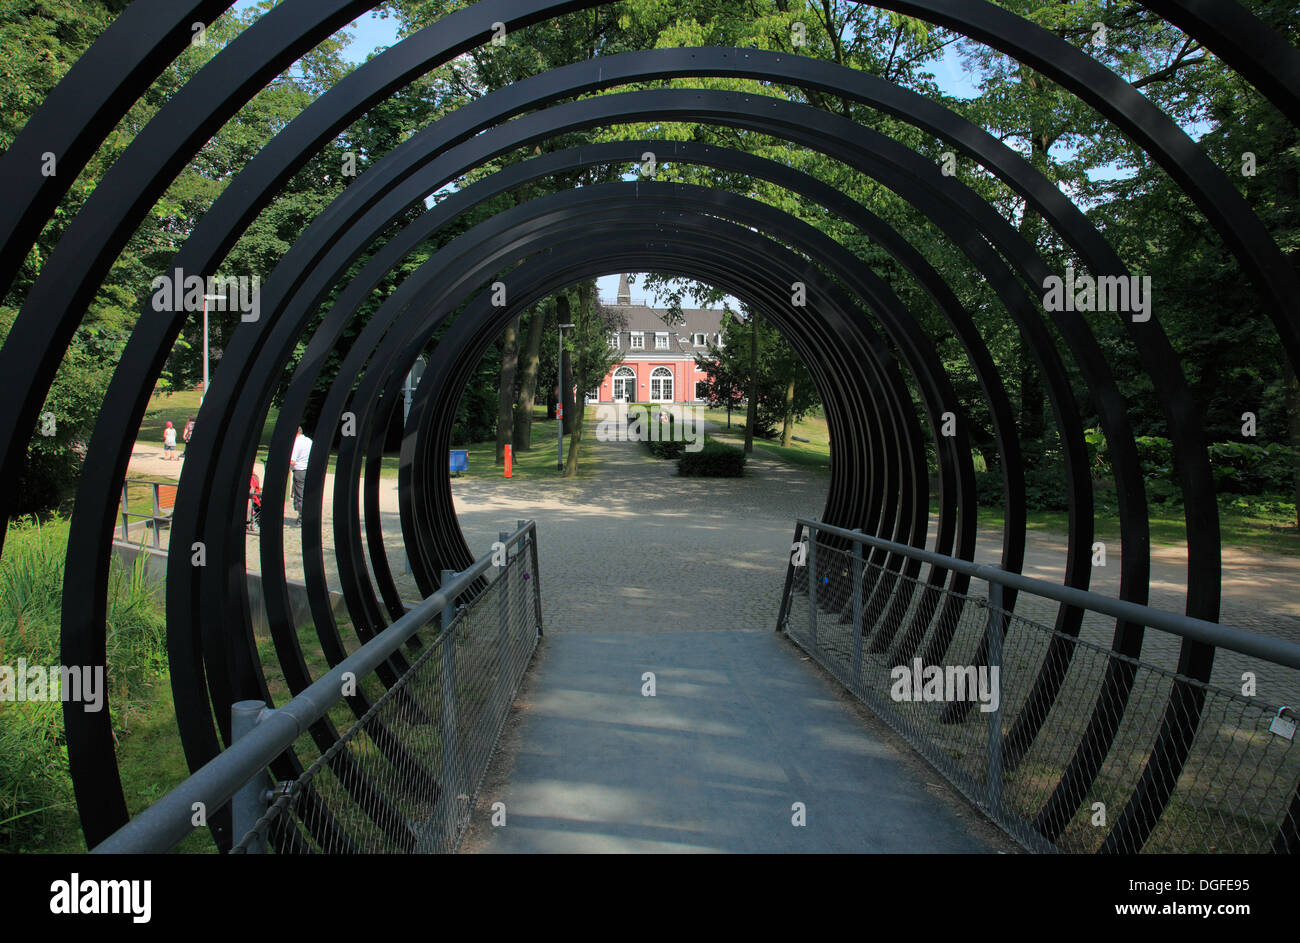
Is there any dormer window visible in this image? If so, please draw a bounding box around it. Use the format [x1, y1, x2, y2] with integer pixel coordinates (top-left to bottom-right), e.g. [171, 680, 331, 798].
[630, 332, 645, 350]
[715, 333, 725, 348]
[693, 332, 706, 345]
[609, 332, 620, 349]
[655, 332, 669, 350]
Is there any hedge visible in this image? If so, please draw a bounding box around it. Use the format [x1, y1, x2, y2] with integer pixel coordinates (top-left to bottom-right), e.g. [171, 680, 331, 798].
[677, 439, 746, 477]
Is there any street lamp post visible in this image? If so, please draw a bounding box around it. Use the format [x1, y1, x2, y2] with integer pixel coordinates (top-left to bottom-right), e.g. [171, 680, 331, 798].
[200, 293, 223, 406]
[556, 321, 575, 471]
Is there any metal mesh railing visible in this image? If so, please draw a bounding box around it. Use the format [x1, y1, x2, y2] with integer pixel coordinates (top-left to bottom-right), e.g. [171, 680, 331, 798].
[780, 525, 1300, 854]
[231, 532, 541, 854]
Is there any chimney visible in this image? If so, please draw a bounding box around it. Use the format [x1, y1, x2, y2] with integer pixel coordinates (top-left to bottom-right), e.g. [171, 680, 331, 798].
[617, 273, 631, 306]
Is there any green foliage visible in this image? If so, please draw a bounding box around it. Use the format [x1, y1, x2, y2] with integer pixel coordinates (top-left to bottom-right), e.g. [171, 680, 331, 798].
[0, 518, 166, 850]
[977, 459, 1070, 511]
[695, 309, 819, 439]
[1207, 441, 1297, 495]
[677, 438, 745, 477]
[451, 354, 500, 445]
[1, 1, 362, 513]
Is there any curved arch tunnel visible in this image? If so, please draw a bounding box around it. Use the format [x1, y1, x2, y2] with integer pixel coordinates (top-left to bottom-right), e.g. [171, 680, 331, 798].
[0, 0, 1296, 852]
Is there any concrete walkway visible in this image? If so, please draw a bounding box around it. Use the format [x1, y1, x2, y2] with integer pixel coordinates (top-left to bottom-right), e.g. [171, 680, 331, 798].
[463, 630, 996, 853]
[452, 434, 999, 852]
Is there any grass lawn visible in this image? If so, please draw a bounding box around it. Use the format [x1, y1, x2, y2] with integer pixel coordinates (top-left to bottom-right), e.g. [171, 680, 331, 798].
[136, 392, 1299, 555]
[451, 406, 603, 480]
[139, 387, 280, 463]
[974, 496, 1300, 556]
[138, 388, 203, 447]
[705, 407, 832, 475]
[35, 676, 213, 854]
[700, 405, 1300, 556]
[137, 394, 602, 483]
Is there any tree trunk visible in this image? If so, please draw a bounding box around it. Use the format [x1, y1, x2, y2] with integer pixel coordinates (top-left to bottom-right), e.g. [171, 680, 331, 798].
[780, 361, 796, 447]
[1278, 161, 1300, 528]
[1287, 359, 1300, 529]
[494, 315, 521, 464]
[561, 349, 574, 436]
[745, 315, 759, 454]
[564, 359, 586, 477]
[514, 302, 547, 450]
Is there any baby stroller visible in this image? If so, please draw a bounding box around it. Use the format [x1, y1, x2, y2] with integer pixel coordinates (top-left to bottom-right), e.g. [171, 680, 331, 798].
[247, 473, 263, 533]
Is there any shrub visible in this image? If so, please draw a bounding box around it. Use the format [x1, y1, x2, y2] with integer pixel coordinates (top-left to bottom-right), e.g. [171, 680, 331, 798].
[974, 465, 1003, 507]
[1208, 441, 1296, 494]
[648, 438, 686, 459]
[975, 461, 1070, 511]
[1025, 462, 1071, 511]
[677, 439, 745, 477]
[639, 407, 686, 459]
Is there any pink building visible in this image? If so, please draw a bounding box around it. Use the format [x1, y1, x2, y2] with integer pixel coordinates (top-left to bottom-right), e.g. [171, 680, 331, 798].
[591, 275, 727, 405]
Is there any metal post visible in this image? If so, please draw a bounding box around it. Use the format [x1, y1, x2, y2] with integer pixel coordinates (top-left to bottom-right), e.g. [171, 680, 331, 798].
[775, 520, 805, 634]
[497, 530, 511, 709]
[230, 700, 270, 854]
[850, 529, 865, 694]
[986, 579, 1005, 817]
[557, 321, 574, 470]
[556, 325, 563, 470]
[438, 568, 460, 847]
[807, 522, 819, 649]
[200, 292, 221, 407]
[516, 519, 530, 640]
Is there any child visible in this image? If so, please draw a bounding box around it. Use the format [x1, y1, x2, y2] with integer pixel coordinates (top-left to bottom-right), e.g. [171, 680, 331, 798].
[163, 421, 177, 460]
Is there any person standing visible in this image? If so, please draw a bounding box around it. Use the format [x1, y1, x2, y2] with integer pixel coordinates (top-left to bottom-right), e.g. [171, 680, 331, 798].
[182, 416, 195, 457]
[162, 421, 177, 460]
[290, 426, 312, 526]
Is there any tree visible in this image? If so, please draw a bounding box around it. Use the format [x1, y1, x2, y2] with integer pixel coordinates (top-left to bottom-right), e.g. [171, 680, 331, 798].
[563, 281, 626, 477]
[696, 307, 820, 445]
[513, 301, 548, 450]
[494, 314, 521, 463]
[0, 1, 359, 513]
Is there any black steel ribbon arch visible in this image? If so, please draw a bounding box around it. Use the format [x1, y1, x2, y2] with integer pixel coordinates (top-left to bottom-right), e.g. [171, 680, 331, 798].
[0, 0, 1293, 851]
[172, 77, 1159, 848]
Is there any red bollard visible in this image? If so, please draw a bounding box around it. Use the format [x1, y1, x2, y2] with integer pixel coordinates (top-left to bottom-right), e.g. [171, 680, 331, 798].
[505, 444, 512, 478]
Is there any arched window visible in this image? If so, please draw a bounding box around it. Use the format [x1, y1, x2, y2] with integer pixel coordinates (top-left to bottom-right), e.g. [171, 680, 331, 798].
[612, 365, 635, 402]
[650, 366, 674, 403]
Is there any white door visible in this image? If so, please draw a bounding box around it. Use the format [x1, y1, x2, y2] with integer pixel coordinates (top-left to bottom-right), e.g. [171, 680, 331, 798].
[613, 368, 635, 401]
[650, 367, 673, 402]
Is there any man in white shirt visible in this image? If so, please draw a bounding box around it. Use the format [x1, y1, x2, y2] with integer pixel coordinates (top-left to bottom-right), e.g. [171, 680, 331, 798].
[290, 427, 312, 526]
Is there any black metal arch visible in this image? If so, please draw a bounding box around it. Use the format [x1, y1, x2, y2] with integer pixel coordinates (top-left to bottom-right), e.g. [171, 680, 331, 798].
[169, 80, 1161, 851]
[0, 0, 1293, 854]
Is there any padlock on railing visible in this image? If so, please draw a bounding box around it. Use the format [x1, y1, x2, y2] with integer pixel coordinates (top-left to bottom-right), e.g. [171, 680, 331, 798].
[1268, 706, 1296, 742]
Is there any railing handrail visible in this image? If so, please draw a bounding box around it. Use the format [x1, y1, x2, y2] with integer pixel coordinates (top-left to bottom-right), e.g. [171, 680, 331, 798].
[91, 520, 537, 854]
[797, 517, 1300, 671]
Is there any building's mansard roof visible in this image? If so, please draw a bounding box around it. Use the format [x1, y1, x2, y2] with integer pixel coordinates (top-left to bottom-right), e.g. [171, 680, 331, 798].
[604, 277, 728, 356]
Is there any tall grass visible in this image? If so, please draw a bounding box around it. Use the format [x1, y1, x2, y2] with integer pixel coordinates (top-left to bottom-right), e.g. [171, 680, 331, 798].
[0, 518, 166, 851]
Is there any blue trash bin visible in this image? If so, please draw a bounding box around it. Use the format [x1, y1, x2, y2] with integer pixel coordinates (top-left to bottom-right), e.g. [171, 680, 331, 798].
[449, 450, 468, 475]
